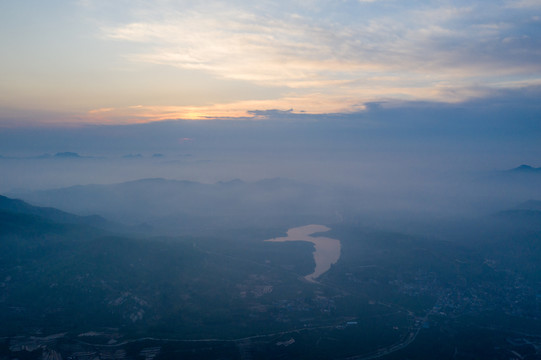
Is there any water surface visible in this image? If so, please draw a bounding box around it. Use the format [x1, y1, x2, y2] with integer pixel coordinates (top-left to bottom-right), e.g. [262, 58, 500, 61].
[265, 225, 341, 282]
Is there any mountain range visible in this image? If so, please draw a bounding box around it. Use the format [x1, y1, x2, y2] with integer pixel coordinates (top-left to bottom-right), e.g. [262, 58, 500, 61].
[11, 178, 347, 235]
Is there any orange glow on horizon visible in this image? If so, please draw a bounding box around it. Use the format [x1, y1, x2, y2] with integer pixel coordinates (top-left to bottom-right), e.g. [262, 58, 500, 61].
[78, 84, 492, 125]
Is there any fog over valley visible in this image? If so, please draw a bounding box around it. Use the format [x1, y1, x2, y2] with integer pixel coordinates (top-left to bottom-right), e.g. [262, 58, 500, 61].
[2, 0, 541, 358]
[2, 98, 541, 232]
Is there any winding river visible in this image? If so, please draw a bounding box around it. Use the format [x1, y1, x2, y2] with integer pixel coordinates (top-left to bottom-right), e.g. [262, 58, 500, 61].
[265, 224, 341, 282]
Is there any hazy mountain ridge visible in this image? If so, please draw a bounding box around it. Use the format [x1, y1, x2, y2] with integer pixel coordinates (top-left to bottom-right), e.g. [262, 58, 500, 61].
[508, 164, 541, 173]
[13, 178, 348, 234]
[0, 195, 110, 229]
[0, 197, 207, 337]
[488, 194, 541, 230]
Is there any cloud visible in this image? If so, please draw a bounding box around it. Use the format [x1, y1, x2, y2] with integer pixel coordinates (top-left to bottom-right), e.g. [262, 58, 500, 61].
[83, 92, 368, 122]
[505, 0, 541, 9]
[98, 1, 541, 104]
[4, 0, 539, 125]
[88, 107, 114, 114]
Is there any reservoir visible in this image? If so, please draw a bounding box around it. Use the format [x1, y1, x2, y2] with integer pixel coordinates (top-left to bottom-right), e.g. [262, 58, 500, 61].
[265, 224, 341, 282]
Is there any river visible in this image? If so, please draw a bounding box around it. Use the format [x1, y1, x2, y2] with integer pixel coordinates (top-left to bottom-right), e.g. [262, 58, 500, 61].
[264, 224, 341, 282]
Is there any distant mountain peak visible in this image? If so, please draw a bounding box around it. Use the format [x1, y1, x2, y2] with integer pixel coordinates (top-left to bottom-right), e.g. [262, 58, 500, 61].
[123, 153, 143, 159]
[508, 164, 541, 172]
[54, 151, 81, 158]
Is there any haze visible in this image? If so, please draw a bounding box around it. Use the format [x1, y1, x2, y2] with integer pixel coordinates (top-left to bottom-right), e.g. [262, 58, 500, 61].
[1, 1, 541, 359]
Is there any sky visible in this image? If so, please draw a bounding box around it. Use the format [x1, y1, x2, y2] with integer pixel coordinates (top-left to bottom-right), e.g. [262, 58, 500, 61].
[1, 0, 541, 124]
[1, 0, 540, 207]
